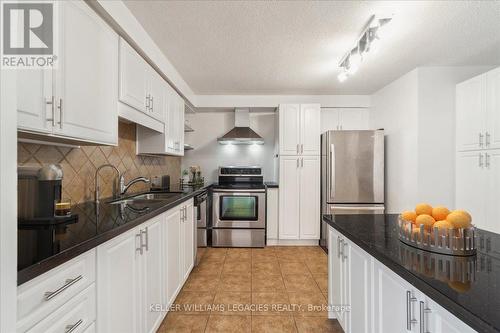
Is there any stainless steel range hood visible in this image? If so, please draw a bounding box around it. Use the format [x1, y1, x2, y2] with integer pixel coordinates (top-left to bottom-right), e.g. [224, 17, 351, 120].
[217, 108, 264, 145]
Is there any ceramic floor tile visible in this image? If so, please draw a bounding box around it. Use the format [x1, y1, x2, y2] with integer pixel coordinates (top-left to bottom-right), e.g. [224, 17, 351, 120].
[293, 317, 343, 333]
[157, 313, 209, 333]
[212, 292, 252, 315]
[252, 261, 281, 275]
[288, 292, 328, 317]
[280, 261, 312, 276]
[222, 261, 252, 275]
[205, 314, 251, 333]
[182, 272, 220, 292]
[219, 273, 252, 292]
[313, 274, 328, 293]
[275, 252, 305, 262]
[251, 315, 298, 333]
[283, 274, 321, 292]
[251, 292, 291, 316]
[226, 249, 252, 262]
[192, 261, 224, 276]
[305, 260, 328, 274]
[252, 273, 286, 292]
[173, 290, 215, 314]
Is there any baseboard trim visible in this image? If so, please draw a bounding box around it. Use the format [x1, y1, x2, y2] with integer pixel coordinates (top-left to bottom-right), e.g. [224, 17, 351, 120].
[266, 239, 319, 246]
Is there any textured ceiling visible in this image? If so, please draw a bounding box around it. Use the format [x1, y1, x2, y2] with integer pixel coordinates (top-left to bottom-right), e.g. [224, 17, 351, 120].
[124, 1, 500, 95]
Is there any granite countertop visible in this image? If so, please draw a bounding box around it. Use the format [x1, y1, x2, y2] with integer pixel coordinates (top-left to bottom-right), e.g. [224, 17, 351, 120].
[18, 184, 211, 285]
[323, 214, 500, 333]
[264, 181, 279, 188]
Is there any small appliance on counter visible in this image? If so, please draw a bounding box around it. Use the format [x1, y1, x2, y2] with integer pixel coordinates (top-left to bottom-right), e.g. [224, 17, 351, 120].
[18, 164, 77, 226]
[150, 175, 171, 192]
[212, 166, 266, 247]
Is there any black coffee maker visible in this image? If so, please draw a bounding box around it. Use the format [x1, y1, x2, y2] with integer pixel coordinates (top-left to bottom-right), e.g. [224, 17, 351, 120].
[18, 164, 64, 221]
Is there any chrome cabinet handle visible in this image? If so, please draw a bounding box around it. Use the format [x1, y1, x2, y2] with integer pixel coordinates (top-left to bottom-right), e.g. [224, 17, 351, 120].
[136, 232, 143, 255]
[146, 95, 150, 111]
[342, 241, 348, 260]
[479, 133, 484, 147]
[296, 144, 299, 154]
[301, 158, 303, 167]
[65, 319, 83, 333]
[338, 238, 344, 258]
[46, 96, 55, 126]
[151, 96, 154, 112]
[486, 132, 491, 147]
[486, 153, 490, 168]
[57, 98, 63, 129]
[141, 227, 148, 251]
[419, 301, 431, 333]
[479, 153, 484, 167]
[301, 144, 303, 154]
[337, 236, 341, 258]
[296, 158, 299, 168]
[44, 275, 83, 301]
[406, 291, 418, 330]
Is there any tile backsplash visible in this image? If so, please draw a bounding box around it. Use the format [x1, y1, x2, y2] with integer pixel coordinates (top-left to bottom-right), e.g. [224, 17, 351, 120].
[17, 122, 181, 204]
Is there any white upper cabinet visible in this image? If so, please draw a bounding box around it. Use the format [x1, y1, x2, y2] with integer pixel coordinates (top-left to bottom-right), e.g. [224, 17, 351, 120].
[279, 104, 320, 155]
[16, 0, 118, 145]
[148, 70, 166, 123]
[456, 74, 485, 151]
[119, 39, 149, 114]
[320, 108, 370, 132]
[486, 67, 500, 150]
[300, 104, 321, 155]
[55, 0, 118, 145]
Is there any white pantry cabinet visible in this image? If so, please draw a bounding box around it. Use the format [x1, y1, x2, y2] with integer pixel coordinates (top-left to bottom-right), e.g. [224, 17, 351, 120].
[279, 155, 320, 240]
[17, 0, 118, 145]
[279, 104, 321, 156]
[456, 67, 500, 151]
[136, 86, 185, 156]
[321, 108, 370, 131]
[328, 225, 476, 333]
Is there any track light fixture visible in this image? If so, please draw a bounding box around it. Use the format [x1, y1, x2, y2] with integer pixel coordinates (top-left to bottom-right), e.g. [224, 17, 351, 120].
[337, 15, 392, 82]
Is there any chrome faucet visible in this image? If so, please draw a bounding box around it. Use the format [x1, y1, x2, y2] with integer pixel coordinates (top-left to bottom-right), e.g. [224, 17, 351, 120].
[120, 176, 150, 195]
[95, 164, 121, 204]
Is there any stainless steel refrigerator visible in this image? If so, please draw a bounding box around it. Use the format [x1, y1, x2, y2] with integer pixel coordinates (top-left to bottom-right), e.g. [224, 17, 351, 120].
[320, 130, 385, 251]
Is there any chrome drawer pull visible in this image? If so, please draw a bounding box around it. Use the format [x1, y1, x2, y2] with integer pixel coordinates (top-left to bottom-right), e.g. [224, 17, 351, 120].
[406, 291, 417, 330]
[141, 227, 149, 251]
[65, 319, 83, 333]
[44, 275, 83, 301]
[419, 301, 431, 333]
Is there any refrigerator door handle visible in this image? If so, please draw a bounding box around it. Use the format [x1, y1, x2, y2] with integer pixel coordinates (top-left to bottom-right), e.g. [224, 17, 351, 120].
[329, 144, 335, 199]
[331, 205, 384, 210]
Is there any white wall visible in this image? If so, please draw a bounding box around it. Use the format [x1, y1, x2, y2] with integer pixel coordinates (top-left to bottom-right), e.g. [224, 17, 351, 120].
[370, 66, 492, 213]
[182, 111, 277, 182]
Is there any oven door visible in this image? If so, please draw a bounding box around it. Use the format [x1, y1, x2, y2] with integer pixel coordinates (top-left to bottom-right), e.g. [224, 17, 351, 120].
[213, 189, 266, 228]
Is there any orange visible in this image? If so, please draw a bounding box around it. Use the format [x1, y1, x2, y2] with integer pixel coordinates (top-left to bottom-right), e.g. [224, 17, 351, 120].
[415, 214, 435, 229]
[452, 210, 472, 222]
[447, 281, 471, 293]
[433, 220, 454, 230]
[415, 203, 433, 216]
[401, 211, 417, 223]
[432, 206, 450, 221]
[447, 211, 472, 229]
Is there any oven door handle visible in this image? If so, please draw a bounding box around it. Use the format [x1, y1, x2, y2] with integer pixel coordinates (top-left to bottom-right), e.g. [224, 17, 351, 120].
[213, 189, 266, 193]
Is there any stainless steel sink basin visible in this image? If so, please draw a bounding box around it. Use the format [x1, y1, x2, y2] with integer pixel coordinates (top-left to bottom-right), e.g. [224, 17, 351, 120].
[108, 192, 183, 205]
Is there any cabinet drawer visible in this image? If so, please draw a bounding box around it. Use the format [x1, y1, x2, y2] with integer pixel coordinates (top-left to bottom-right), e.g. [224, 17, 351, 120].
[26, 284, 96, 333]
[17, 249, 96, 331]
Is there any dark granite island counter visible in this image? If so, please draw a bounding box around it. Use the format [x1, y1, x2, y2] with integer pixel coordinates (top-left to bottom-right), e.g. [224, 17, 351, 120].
[323, 214, 500, 333]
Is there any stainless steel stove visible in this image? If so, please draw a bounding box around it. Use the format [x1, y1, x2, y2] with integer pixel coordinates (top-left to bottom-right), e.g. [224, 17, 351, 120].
[212, 166, 265, 247]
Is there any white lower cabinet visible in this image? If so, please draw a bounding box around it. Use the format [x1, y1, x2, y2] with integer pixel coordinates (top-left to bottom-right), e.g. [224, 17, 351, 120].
[266, 187, 279, 241]
[180, 200, 195, 281]
[164, 207, 181, 306]
[328, 225, 476, 333]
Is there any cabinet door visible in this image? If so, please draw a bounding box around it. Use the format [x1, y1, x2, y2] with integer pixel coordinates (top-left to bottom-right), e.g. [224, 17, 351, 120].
[299, 156, 320, 239]
[17, 69, 53, 134]
[328, 227, 343, 320]
[485, 150, 500, 234]
[279, 104, 301, 155]
[119, 38, 148, 113]
[373, 260, 414, 333]
[486, 67, 500, 150]
[346, 242, 372, 333]
[181, 201, 195, 281]
[320, 108, 341, 132]
[300, 104, 321, 155]
[266, 188, 279, 239]
[97, 229, 141, 333]
[456, 151, 486, 230]
[426, 297, 476, 333]
[176, 95, 185, 155]
[55, 1, 118, 145]
[164, 207, 181, 305]
[339, 108, 370, 130]
[279, 156, 300, 239]
[143, 217, 164, 333]
[456, 75, 486, 151]
[149, 70, 166, 123]
[165, 87, 177, 153]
